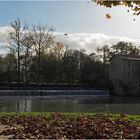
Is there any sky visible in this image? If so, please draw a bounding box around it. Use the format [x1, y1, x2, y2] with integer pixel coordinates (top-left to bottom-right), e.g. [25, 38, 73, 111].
[0, 1, 140, 54]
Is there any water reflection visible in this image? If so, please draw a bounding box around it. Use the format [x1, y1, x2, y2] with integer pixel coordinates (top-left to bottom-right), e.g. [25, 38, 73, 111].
[0, 96, 140, 114]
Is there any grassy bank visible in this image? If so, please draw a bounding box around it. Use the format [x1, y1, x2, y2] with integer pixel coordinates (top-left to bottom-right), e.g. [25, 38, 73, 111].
[0, 112, 140, 124]
[0, 112, 139, 139]
[0, 112, 140, 125]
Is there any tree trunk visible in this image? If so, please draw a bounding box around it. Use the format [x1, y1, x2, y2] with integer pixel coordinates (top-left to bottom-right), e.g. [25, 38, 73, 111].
[24, 50, 29, 84]
[37, 46, 41, 83]
[17, 42, 20, 85]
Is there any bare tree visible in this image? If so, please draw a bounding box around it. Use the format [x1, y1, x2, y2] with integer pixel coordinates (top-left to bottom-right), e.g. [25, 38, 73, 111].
[22, 28, 35, 84]
[9, 18, 26, 84]
[31, 23, 55, 83]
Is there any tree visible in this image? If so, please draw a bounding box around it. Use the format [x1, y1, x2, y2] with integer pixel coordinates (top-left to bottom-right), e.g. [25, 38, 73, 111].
[96, 45, 110, 63]
[9, 18, 26, 84]
[0, 55, 5, 83]
[3, 53, 17, 83]
[96, 42, 140, 63]
[50, 42, 65, 60]
[22, 29, 35, 84]
[41, 54, 60, 83]
[80, 55, 110, 89]
[48, 42, 65, 82]
[31, 23, 55, 83]
[94, 0, 140, 20]
[61, 49, 80, 83]
[111, 41, 140, 56]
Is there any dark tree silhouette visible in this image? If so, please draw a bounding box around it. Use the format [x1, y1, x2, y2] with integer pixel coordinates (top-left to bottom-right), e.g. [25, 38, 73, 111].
[9, 18, 27, 84]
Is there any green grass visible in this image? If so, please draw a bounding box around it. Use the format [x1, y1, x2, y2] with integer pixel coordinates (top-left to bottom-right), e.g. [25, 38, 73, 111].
[0, 112, 139, 126]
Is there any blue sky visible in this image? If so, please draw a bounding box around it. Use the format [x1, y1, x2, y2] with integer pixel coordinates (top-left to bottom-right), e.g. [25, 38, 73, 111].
[0, 1, 140, 54]
[0, 1, 140, 39]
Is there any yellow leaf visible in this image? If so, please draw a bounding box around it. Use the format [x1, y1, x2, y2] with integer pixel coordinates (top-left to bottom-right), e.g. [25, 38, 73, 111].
[106, 13, 112, 19]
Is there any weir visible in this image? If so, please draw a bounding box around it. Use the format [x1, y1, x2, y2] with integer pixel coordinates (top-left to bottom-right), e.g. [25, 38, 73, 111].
[0, 90, 109, 96]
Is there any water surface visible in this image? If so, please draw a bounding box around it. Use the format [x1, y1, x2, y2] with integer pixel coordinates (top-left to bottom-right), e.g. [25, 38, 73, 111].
[0, 95, 140, 114]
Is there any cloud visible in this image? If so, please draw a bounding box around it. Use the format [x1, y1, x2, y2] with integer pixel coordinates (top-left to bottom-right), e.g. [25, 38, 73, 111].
[0, 26, 140, 54]
[55, 32, 140, 54]
[0, 26, 11, 46]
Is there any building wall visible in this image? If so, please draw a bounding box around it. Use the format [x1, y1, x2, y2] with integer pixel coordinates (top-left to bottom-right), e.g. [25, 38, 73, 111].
[110, 56, 140, 96]
[126, 60, 140, 95]
[110, 56, 123, 95]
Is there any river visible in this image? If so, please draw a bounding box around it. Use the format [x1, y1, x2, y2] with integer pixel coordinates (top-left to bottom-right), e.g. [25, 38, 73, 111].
[0, 95, 139, 114]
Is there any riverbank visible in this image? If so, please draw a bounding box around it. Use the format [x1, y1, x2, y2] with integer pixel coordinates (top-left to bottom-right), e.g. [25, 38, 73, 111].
[0, 113, 139, 139]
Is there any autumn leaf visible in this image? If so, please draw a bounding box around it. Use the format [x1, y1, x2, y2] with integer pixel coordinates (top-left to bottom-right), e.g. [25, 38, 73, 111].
[106, 13, 112, 19]
[94, 0, 140, 20]
[0, 113, 139, 139]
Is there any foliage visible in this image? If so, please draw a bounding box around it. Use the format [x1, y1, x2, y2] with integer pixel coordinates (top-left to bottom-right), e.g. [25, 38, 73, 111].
[9, 18, 26, 84]
[94, 0, 140, 20]
[31, 23, 55, 83]
[80, 57, 110, 89]
[0, 113, 139, 139]
[96, 41, 140, 64]
[0, 18, 140, 89]
[0, 40, 140, 89]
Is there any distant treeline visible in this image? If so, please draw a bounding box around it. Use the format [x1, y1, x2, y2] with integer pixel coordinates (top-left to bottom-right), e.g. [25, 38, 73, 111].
[0, 48, 110, 89]
[0, 18, 140, 89]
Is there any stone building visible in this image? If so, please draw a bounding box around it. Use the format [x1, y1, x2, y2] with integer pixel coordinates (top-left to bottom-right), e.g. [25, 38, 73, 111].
[110, 55, 140, 96]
